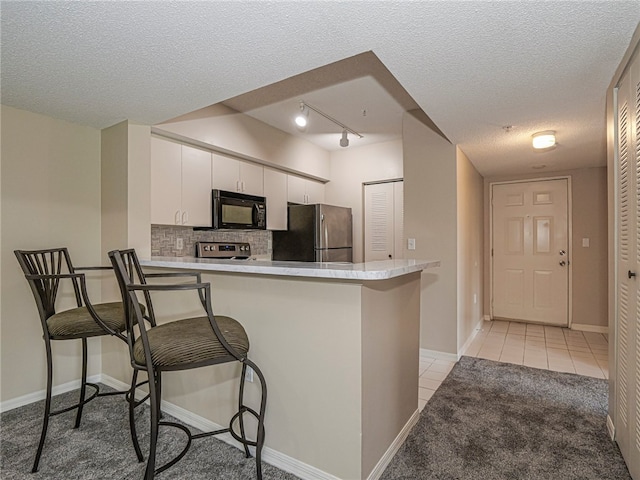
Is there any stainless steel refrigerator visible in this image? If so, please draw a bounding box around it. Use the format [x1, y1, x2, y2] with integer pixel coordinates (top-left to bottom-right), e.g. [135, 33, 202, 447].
[272, 204, 353, 262]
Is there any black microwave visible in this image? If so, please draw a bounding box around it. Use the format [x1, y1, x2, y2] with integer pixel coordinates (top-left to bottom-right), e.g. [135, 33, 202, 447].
[212, 189, 266, 230]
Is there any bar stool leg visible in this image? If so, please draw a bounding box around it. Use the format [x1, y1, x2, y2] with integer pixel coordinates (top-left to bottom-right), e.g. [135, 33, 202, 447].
[32, 339, 54, 473]
[238, 363, 251, 458]
[253, 362, 267, 480]
[74, 339, 89, 428]
[145, 370, 161, 480]
[129, 369, 144, 462]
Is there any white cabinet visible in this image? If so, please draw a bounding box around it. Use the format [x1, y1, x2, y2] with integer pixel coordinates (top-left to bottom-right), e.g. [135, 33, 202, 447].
[264, 168, 288, 230]
[287, 175, 325, 204]
[150, 137, 211, 227]
[212, 153, 264, 196]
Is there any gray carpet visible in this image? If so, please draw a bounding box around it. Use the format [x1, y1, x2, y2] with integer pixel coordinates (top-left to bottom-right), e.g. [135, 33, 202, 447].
[0, 386, 300, 480]
[380, 356, 631, 480]
[1, 358, 631, 479]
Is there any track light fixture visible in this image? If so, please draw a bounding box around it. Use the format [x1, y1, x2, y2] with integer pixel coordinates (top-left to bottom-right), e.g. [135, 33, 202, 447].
[294, 102, 309, 130]
[340, 129, 349, 148]
[294, 101, 363, 147]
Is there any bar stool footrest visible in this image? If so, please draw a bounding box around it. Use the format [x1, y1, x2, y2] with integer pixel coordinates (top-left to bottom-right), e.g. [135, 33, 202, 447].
[50, 383, 100, 417]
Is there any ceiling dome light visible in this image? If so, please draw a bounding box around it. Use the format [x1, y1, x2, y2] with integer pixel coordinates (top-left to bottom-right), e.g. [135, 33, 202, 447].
[532, 131, 556, 149]
[294, 102, 308, 129]
[340, 129, 349, 147]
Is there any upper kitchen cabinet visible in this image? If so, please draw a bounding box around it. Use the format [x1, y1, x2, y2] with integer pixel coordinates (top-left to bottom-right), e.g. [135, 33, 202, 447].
[287, 174, 325, 205]
[150, 136, 212, 227]
[263, 168, 287, 230]
[212, 153, 264, 196]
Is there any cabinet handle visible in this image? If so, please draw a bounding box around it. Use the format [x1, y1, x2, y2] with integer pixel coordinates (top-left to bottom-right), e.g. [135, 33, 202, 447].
[175, 210, 181, 225]
[182, 211, 188, 225]
[629, 270, 637, 279]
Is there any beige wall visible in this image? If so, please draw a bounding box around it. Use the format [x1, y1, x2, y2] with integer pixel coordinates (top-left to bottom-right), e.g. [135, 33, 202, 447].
[159, 103, 331, 181]
[1, 106, 103, 402]
[403, 111, 458, 354]
[325, 139, 403, 263]
[456, 148, 484, 351]
[482, 167, 608, 328]
[101, 121, 152, 379]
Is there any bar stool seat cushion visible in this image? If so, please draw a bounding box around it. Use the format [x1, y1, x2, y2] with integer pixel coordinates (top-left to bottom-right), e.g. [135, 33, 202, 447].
[133, 316, 249, 367]
[47, 302, 129, 338]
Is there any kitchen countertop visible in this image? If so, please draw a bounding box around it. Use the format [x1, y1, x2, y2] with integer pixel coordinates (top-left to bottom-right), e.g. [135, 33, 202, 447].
[141, 256, 440, 280]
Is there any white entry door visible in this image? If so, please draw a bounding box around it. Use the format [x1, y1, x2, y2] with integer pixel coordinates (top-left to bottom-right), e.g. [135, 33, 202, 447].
[364, 181, 404, 261]
[492, 179, 569, 325]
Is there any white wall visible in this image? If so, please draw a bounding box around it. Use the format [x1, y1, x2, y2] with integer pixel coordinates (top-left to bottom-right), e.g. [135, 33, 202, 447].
[1, 106, 103, 403]
[325, 139, 403, 263]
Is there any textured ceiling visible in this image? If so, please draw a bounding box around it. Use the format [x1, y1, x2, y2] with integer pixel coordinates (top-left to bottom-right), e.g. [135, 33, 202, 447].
[2, 1, 639, 176]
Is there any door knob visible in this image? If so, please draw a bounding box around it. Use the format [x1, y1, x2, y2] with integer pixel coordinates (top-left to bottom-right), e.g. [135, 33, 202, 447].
[559, 260, 566, 267]
[629, 270, 637, 279]
[559, 250, 566, 256]
[388, 254, 392, 259]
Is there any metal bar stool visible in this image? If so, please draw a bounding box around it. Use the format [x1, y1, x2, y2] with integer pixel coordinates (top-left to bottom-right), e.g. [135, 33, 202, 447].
[108, 248, 267, 480]
[14, 247, 148, 473]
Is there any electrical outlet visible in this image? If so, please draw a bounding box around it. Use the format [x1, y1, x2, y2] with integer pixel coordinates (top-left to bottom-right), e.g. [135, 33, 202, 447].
[244, 366, 254, 383]
[176, 238, 183, 250]
[408, 238, 416, 250]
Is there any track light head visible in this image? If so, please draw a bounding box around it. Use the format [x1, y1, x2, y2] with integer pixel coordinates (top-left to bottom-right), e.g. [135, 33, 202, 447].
[294, 102, 308, 130]
[340, 129, 349, 148]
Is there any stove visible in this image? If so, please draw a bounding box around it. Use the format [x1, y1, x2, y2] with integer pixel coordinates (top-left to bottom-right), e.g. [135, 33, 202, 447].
[196, 241, 252, 260]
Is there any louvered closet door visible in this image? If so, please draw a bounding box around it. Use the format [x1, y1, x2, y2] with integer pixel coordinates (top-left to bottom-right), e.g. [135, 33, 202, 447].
[364, 181, 404, 261]
[615, 52, 640, 480]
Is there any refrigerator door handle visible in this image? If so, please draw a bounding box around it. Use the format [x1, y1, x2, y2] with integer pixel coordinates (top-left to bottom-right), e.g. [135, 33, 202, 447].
[321, 213, 330, 253]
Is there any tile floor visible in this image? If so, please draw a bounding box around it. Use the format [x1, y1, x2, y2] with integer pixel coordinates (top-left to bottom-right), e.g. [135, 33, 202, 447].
[418, 320, 609, 411]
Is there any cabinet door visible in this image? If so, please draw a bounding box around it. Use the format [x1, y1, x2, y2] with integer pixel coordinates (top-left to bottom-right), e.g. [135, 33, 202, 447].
[305, 179, 325, 204]
[240, 161, 264, 196]
[181, 146, 211, 227]
[287, 175, 306, 204]
[212, 154, 240, 192]
[150, 137, 182, 225]
[264, 168, 287, 230]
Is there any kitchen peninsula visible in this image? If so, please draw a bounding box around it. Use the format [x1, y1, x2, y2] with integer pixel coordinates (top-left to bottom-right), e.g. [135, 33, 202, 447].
[135, 257, 440, 480]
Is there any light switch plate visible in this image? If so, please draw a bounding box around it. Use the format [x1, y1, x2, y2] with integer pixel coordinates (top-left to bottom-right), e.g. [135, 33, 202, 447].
[408, 238, 416, 250]
[582, 238, 590, 248]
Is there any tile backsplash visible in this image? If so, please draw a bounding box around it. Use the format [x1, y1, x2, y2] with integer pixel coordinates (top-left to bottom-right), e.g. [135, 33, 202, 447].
[151, 225, 271, 257]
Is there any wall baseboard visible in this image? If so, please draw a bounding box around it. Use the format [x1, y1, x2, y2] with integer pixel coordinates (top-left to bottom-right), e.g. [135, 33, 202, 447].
[483, 314, 491, 321]
[458, 318, 486, 358]
[0, 374, 102, 414]
[607, 414, 616, 441]
[420, 348, 459, 363]
[101, 374, 343, 480]
[366, 409, 420, 480]
[571, 323, 608, 334]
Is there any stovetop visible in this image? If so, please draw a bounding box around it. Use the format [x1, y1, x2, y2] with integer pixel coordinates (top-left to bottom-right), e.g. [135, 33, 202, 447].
[195, 241, 251, 259]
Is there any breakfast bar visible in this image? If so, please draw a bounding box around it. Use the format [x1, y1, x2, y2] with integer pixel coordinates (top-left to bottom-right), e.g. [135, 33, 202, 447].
[102, 257, 440, 480]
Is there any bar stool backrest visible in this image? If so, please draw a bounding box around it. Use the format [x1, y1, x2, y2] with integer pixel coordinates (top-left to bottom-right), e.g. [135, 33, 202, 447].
[15, 248, 81, 328]
[108, 248, 155, 363]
